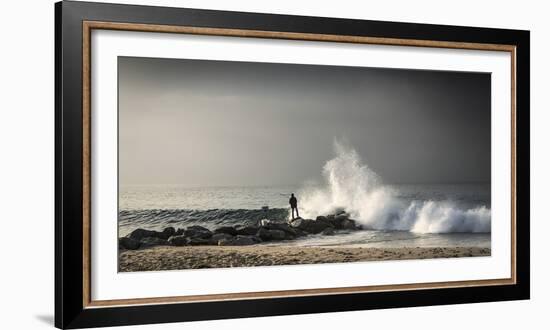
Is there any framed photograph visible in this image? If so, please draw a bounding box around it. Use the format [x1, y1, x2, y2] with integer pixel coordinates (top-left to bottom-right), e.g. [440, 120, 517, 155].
[55, 1, 530, 328]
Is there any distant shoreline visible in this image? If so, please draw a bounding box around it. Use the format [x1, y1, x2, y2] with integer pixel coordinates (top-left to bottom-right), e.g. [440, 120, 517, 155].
[119, 246, 491, 272]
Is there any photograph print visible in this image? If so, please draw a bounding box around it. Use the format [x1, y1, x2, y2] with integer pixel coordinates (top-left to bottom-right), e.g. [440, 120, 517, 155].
[117, 56, 491, 272]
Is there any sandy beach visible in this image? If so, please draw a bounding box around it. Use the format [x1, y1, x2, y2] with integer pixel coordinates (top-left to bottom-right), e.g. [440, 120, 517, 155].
[119, 245, 491, 272]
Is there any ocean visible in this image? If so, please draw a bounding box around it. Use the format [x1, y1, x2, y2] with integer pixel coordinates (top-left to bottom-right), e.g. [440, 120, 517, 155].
[119, 143, 490, 248]
[118, 183, 491, 249]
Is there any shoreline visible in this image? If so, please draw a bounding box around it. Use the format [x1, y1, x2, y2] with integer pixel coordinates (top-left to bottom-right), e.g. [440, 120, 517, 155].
[119, 245, 491, 272]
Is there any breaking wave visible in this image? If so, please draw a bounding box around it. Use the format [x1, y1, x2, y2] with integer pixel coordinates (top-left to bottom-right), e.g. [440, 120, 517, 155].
[299, 141, 491, 233]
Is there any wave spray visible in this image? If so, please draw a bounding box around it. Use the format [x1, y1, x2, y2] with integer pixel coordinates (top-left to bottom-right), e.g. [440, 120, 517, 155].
[299, 141, 491, 233]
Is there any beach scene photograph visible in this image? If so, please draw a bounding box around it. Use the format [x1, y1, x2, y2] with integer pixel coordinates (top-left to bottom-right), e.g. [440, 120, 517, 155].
[117, 56, 491, 272]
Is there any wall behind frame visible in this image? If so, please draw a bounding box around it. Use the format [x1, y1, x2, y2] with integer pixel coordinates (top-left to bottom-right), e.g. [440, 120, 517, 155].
[0, 0, 545, 329]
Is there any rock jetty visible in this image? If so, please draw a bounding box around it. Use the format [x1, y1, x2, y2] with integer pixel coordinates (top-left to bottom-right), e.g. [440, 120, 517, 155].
[119, 212, 362, 250]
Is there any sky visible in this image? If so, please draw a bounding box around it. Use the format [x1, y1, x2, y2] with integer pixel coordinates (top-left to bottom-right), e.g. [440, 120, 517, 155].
[118, 56, 491, 186]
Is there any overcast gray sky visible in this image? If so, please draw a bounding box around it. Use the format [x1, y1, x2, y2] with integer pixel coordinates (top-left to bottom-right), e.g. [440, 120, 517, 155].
[118, 56, 490, 186]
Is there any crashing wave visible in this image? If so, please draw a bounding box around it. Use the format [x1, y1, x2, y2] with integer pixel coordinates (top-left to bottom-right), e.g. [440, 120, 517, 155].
[298, 141, 491, 234]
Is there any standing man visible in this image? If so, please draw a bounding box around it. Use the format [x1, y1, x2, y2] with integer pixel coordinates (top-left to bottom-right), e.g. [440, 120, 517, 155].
[289, 193, 299, 219]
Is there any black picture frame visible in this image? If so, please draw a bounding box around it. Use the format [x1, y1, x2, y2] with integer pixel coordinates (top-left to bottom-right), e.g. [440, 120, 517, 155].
[55, 1, 530, 328]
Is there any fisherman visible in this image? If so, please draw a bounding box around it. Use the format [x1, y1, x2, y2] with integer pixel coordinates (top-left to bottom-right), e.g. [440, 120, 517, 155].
[289, 193, 299, 219]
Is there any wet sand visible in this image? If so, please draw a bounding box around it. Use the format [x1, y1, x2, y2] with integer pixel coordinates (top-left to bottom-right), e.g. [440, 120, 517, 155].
[119, 245, 491, 272]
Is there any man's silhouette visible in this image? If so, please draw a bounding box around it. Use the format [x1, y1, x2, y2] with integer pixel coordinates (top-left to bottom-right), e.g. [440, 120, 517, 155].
[289, 193, 299, 219]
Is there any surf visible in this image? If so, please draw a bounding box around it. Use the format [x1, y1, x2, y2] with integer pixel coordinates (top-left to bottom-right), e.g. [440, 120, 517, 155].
[119, 208, 290, 236]
[298, 140, 491, 234]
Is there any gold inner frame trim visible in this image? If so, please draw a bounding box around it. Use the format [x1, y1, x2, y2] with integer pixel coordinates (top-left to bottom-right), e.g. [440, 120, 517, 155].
[82, 20, 517, 309]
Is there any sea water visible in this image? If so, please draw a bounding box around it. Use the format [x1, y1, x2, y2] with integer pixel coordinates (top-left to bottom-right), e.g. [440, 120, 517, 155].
[119, 143, 491, 248]
[119, 183, 490, 248]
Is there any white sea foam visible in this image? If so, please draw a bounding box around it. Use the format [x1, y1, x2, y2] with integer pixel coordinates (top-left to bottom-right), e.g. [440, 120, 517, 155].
[299, 141, 491, 233]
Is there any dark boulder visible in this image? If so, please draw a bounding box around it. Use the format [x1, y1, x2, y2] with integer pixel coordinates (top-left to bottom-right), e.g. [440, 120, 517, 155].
[218, 235, 261, 246]
[288, 218, 308, 229]
[127, 228, 158, 240]
[127, 227, 177, 240]
[316, 216, 335, 227]
[186, 237, 213, 246]
[341, 219, 359, 230]
[320, 212, 362, 230]
[289, 218, 333, 234]
[257, 227, 287, 241]
[328, 214, 351, 229]
[267, 229, 286, 240]
[289, 218, 310, 231]
[168, 235, 188, 246]
[214, 226, 238, 235]
[139, 236, 168, 247]
[235, 225, 259, 236]
[184, 226, 212, 239]
[261, 221, 297, 238]
[211, 233, 233, 244]
[174, 228, 185, 236]
[187, 225, 210, 232]
[158, 227, 176, 239]
[256, 227, 270, 241]
[309, 219, 334, 234]
[119, 237, 141, 250]
[292, 228, 308, 237]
